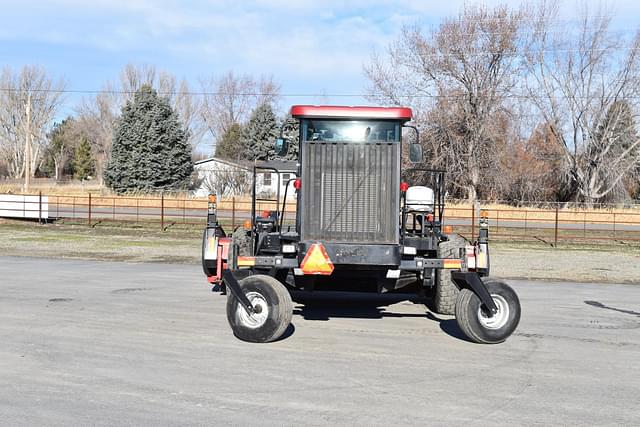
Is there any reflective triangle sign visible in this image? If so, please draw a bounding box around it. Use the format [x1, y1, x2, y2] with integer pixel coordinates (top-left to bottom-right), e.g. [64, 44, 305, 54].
[300, 243, 334, 275]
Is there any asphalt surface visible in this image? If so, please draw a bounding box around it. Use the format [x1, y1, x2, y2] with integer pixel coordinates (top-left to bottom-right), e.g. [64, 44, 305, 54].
[1, 257, 639, 426]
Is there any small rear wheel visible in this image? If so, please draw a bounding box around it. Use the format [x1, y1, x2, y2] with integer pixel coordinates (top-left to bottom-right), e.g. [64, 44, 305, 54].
[455, 278, 521, 344]
[226, 275, 293, 343]
[433, 233, 466, 315]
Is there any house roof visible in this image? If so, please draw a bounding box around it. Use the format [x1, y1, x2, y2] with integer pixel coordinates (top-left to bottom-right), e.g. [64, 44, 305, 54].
[194, 157, 252, 170]
[256, 160, 298, 173]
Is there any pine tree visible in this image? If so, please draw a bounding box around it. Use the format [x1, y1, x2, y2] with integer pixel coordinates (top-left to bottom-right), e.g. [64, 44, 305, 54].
[73, 137, 95, 180]
[215, 122, 243, 160]
[105, 85, 193, 193]
[280, 115, 300, 160]
[240, 103, 279, 161]
[43, 117, 77, 180]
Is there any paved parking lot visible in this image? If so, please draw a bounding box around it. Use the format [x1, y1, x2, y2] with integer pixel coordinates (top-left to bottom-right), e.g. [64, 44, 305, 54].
[1, 256, 639, 426]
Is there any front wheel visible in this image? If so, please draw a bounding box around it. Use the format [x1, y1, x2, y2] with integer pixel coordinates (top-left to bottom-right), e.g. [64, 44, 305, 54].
[455, 279, 521, 344]
[226, 275, 293, 343]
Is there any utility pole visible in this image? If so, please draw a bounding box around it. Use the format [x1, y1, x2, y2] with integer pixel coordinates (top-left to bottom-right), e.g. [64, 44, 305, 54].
[24, 92, 32, 193]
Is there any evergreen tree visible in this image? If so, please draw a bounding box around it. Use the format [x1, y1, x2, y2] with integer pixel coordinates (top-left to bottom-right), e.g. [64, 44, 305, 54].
[280, 115, 300, 160]
[215, 122, 243, 160]
[42, 117, 77, 180]
[72, 137, 95, 180]
[240, 103, 278, 161]
[105, 85, 193, 193]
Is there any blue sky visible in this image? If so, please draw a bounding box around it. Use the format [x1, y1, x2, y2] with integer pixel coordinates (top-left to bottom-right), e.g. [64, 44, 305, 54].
[1, 0, 639, 120]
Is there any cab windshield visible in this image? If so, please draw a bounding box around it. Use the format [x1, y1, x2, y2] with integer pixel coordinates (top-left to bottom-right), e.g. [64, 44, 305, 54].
[301, 120, 400, 142]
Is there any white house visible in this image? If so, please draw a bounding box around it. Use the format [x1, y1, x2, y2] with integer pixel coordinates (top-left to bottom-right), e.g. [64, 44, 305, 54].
[193, 157, 298, 198]
[254, 160, 299, 199]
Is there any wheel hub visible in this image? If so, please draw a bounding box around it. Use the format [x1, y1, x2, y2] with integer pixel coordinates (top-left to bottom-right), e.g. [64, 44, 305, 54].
[237, 292, 269, 329]
[477, 294, 509, 330]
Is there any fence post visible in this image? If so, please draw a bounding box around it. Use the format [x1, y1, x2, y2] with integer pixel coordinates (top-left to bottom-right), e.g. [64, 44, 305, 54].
[73, 197, 76, 219]
[161, 193, 165, 231]
[38, 191, 42, 224]
[112, 197, 115, 220]
[232, 197, 236, 230]
[554, 204, 559, 247]
[88, 193, 92, 227]
[613, 212, 616, 239]
[136, 199, 139, 223]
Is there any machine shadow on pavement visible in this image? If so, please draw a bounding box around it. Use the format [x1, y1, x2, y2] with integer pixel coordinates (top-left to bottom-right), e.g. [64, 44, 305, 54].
[289, 290, 473, 342]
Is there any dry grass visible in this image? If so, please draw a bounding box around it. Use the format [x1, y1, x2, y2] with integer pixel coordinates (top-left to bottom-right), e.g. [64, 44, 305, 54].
[0, 181, 104, 196]
[1, 218, 638, 283]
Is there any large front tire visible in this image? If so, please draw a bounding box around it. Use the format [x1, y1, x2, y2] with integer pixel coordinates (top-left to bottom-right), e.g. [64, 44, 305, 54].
[455, 278, 521, 344]
[226, 275, 293, 343]
[434, 233, 466, 315]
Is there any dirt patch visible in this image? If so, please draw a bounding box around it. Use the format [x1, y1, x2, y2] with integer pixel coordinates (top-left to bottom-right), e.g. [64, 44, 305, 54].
[0, 221, 199, 264]
[491, 244, 640, 284]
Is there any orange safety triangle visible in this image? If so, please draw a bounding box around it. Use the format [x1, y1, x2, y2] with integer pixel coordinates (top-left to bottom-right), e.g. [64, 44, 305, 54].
[300, 243, 334, 275]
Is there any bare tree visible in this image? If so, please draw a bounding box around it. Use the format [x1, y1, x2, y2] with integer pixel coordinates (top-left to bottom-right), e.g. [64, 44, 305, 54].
[75, 88, 118, 186]
[200, 71, 280, 149]
[0, 65, 65, 180]
[524, 1, 640, 203]
[199, 168, 251, 196]
[365, 5, 524, 202]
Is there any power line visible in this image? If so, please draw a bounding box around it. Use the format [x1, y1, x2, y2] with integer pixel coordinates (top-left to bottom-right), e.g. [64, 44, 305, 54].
[1, 87, 640, 101]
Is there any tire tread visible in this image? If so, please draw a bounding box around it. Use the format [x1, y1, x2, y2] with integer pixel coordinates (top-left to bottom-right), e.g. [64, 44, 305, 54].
[434, 234, 466, 315]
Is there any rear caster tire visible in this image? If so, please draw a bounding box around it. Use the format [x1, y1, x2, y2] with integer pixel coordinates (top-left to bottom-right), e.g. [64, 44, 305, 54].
[455, 278, 521, 344]
[433, 233, 466, 315]
[226, 275, 293, 343]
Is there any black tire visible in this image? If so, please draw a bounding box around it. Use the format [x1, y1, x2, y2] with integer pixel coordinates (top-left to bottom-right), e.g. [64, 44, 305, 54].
[231, 229, 252, 256]
[434, 233, 466, 315]
[226, 275, 293, 343]
[455, 278, 521, 344]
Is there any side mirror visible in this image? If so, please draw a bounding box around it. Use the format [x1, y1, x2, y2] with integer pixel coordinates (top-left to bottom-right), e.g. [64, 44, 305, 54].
[275, 138, 289, 156]
[409, 143, 423, 163]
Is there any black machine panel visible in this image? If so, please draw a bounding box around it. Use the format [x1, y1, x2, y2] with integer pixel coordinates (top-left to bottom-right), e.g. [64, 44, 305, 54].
[301, 141, 399, 243]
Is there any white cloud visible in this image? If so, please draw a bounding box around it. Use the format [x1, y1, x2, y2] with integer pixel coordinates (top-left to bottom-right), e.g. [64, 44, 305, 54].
[1, 0, 638, 103]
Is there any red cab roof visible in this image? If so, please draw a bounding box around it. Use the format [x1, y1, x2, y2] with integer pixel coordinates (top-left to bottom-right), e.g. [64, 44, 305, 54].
[291, 105, 412, 121]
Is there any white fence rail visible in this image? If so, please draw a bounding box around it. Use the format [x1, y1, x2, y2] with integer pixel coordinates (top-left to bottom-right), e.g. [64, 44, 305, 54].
[0, 194, 48, 220]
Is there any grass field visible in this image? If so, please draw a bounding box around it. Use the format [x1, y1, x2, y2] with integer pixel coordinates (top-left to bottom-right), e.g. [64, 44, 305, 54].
[1, 218, 639, 284]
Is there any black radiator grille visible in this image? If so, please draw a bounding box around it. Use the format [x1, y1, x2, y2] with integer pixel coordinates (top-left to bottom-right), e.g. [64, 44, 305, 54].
[301, 142, 399, 243]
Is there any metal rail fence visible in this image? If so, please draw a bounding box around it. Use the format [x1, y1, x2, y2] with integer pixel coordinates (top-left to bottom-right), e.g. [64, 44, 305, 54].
[2, 192, 640, 246]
